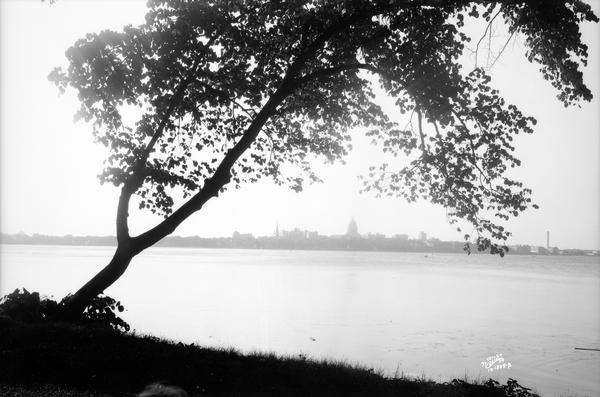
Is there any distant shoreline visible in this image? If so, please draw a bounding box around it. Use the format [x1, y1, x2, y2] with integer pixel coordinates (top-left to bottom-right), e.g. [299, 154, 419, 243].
[2, 233, 597, 256]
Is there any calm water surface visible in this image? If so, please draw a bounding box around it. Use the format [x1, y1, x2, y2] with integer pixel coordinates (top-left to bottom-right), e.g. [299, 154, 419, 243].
[1, 244, 599, 397]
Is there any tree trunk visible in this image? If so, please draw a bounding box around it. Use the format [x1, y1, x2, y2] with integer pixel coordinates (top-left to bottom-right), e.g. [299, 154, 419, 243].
[59, 246, 134, 320]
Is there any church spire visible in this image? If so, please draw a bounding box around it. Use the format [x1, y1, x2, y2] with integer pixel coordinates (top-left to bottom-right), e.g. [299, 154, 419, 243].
[346, 218, 358, 236]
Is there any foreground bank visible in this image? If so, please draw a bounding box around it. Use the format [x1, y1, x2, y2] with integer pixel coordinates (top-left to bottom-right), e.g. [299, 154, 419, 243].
[0, 322, 540, 397]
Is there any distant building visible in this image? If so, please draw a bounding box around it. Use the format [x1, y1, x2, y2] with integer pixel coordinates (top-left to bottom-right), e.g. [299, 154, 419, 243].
[511, 245, 531, 254]
[530, 246, 539, 254]
[283, 228, 306, 240]
[274, 223, 280, 238]
[346, 218, 359, 237]
[418, 231, 427, 241]
[232, 231, 253, 240]
[530, 246, 549, 255]
[393, 234, 409, 240]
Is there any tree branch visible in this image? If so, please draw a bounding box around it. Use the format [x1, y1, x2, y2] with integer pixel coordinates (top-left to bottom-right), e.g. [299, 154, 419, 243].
[140, 59, 204, 165]
[130, 83, 294, 254]
[416, 106, 427, 152]
[114, 34, 222, 244]
[294, 62, 409, 87]
[475, 7, 502, 68]
[193, 78, 257, 117]
[115, 62, 200, 244]
[488, 30, 516, 69]
[450, 109, 503, 196]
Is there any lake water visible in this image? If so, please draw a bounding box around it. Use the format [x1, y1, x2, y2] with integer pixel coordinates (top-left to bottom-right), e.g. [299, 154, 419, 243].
[1, 244, 599, 397]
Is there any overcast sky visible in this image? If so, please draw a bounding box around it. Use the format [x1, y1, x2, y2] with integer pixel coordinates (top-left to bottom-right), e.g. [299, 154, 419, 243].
[1, 0, 599, 250]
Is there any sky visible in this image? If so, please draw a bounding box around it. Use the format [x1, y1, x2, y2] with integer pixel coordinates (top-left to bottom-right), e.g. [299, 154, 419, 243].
[0, 0, 599, 250]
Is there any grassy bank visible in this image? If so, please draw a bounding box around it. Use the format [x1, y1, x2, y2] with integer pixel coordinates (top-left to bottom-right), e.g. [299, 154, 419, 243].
[0, 322, 538, 397]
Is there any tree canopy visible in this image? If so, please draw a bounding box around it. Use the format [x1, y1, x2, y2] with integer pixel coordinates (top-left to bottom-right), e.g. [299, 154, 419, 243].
[50, 0, 597, 256]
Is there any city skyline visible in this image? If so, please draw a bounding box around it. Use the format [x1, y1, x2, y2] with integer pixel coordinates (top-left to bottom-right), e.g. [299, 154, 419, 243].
[2, 218, 592, 252]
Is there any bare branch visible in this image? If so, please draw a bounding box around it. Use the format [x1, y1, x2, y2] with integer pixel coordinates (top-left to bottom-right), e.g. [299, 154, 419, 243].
[489, 31, 516, 69]
[416, 107, 427, 152]
[475, 6, 502, 68]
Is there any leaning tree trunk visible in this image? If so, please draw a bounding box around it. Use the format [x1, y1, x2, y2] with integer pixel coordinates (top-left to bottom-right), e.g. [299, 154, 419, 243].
[57, 68, 295, 320]
[59, 246, 134, 320]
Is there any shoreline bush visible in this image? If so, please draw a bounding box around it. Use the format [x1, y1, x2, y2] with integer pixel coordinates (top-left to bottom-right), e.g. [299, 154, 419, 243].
[0, 288, 129, 332]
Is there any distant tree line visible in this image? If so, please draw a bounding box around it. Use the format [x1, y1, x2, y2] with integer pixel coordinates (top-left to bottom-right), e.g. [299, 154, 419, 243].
[1, 233, 596, 256]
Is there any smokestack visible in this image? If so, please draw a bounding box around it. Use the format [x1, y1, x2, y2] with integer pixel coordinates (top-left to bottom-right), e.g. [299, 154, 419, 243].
[547, 231, 549, 250]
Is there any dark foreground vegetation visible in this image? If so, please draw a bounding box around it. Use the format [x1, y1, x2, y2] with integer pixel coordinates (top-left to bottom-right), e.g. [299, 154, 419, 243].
[0, 322, 541, 397]
[0, 290, 541, 397]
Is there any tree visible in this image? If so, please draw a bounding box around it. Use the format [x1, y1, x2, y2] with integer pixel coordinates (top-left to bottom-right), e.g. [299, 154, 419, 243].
[49, 0, 597, 317]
